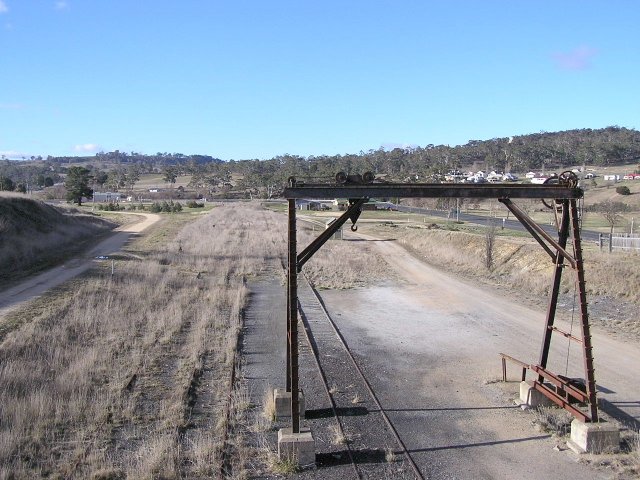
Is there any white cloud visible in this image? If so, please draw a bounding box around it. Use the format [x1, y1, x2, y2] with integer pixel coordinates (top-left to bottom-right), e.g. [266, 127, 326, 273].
[74, 143, 101, 153]
[0, 1, 9, 14]
[54, 1, 68, 10]
[552, 45, 598, 71]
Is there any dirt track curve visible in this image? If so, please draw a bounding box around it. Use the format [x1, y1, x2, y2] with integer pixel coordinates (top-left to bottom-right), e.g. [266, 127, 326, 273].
[0, 212, 160, 317]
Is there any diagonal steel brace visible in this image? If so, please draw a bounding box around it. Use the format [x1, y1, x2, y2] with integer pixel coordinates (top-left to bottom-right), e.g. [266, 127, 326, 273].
[499, 198, 576, 268]
[297, 198, 368, 270]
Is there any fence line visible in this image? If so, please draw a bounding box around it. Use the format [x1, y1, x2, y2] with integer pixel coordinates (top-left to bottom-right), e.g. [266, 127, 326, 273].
[605, 233, 640, 252]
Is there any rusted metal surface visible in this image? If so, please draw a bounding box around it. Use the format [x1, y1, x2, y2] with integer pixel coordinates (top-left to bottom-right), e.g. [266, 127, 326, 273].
[499, 353, 529, 382]
[538, 199, 571, 374]
[287, 199, 300, 433]
[570, 199, 599, 422]
[283, 181, 583, 200]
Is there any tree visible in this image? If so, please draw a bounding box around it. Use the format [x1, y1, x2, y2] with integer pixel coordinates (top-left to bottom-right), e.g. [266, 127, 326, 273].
[65, 166, 93, 205]
[0, 176, 14, 191]
[591, 201, 630, 234]
[162, 166, 177, 186]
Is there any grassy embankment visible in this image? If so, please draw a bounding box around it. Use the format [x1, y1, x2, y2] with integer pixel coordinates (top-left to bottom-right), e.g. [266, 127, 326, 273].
[0, 193, 116, 289]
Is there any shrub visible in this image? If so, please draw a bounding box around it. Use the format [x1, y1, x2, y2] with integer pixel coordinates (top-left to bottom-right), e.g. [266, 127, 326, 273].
[186, 201, 204, 208]
[149, 201, 182, 213]
[616, 185, 631, 195]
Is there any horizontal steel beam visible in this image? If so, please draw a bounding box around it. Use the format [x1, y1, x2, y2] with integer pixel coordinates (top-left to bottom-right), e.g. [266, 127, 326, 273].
[282, 183, 583, 199]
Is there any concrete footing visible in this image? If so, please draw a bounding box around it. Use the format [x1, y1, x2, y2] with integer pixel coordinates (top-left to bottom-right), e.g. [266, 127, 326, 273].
[274, 388, 305, 420]
[519, 381, 554, 408]
[278, 427, 315, 467]
[567, 419, 620, 454]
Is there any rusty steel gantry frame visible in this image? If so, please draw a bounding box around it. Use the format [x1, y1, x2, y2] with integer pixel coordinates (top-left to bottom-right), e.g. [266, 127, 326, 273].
[282, 172, 598, 434]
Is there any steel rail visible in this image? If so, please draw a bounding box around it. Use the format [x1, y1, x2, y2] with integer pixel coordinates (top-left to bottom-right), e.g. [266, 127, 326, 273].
[298, 295, 362, 480]
[301, 273, 425, 480]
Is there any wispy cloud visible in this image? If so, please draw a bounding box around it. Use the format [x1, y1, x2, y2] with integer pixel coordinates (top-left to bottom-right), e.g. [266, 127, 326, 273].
[0, 102, 24, 110]
[74, 143, 100, 153]
[54, 1, 68, 10]
[0, 150, 31, 159]
[0, 1, 9, 14]
[552, 45, 598, 71]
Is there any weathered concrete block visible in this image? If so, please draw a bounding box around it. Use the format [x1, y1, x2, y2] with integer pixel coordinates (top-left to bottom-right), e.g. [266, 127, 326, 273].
[274, 388, 305, 420]
[519, 381, 554, 408]
[568, 419, 620, 454]
[278, 427, 315, 467]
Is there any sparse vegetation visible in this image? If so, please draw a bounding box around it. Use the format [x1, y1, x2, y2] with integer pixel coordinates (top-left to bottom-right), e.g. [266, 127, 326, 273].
[385, 447, 397, 463]
[530, 406, 572, 436]
[330, 422, 348, 445]
[0, 203, 286, 479]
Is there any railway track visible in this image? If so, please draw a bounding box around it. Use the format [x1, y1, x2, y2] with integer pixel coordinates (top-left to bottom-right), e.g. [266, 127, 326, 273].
[298, 273, 424, 480]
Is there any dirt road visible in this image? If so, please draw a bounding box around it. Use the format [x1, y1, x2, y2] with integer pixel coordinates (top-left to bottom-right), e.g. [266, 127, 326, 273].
[0, 212, 160, 317]
[315, 231, 639, 478]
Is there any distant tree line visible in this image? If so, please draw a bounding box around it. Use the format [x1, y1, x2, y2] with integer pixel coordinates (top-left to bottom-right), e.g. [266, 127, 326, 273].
[2, 126, 640, 197]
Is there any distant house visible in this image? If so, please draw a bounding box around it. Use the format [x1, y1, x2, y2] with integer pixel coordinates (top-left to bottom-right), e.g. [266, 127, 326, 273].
[296, 199, 323, 211]
[93, 192, 122, 202]
[530, 176, 549, 184]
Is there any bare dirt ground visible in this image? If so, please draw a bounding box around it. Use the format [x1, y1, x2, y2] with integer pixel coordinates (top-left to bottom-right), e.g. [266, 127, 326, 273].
[0, 212, 160, 317]
[245, 227, 639, 479]
[309, 231, 640, 478]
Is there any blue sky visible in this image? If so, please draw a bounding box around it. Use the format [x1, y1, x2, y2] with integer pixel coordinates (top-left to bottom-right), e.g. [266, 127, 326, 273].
[1, 1, 638, 160]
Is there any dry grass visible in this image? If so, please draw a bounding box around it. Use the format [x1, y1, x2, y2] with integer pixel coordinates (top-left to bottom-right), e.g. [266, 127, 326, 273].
[330, 423, 348, 445]
[530, 406, 573, 436]
[0, 203, 286, 479]
[632, 430, 640, 470]
[385, 447, 396, 463]
[300, 226, 395, 289]
[364, 222, 640, 303]
[262, 388, 276, 423]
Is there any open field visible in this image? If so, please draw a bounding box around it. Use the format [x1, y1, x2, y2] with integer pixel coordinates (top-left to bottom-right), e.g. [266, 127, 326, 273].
[0, 204, 288, 478]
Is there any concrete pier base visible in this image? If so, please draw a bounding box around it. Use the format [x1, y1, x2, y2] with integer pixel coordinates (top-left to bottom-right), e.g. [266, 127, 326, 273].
[519, 381, 554, 408]
[278, 427, 315, 467]
[274, 388, 305, 420]
[567, 419, 620, 454]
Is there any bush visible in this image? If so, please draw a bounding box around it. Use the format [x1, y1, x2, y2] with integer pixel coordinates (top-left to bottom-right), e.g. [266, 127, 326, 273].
[97, 202, 124, 211]
[616, 185, 631, 195]
[186, 200, 204, 208]
[150, 201, 182, 213]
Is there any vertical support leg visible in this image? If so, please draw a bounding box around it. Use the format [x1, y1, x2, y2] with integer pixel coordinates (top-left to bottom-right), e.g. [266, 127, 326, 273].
[286, 234, 291, 392]
[287, 199, 300, 433]
[570, 200, 599, 422]
[538, 200, 570, 380]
